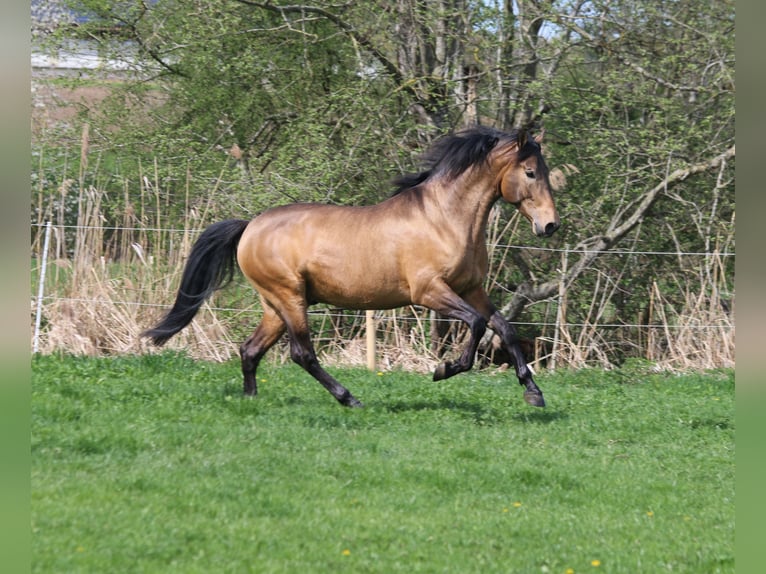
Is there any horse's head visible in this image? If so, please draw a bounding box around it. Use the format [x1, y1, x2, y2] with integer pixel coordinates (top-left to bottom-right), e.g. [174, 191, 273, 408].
[496, 130, 560, 238]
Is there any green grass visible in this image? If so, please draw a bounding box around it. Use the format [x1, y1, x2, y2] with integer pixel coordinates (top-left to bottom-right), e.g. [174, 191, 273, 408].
[32, 354, 734, 573]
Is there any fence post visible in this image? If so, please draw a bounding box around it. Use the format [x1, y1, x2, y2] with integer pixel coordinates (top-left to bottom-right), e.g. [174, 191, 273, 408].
[33, 221, 53, 354]
[366, 309, 376, 371]
[550, 244, 569, 370]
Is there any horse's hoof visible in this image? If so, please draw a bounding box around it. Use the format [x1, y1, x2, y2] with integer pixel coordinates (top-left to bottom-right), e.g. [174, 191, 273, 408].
[433, 363, 448, 381]
[524, 389, 546, 408]
[343, 396, 364, 408]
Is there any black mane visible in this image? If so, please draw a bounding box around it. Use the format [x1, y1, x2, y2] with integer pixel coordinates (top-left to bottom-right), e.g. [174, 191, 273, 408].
[391, 126, 527, 195]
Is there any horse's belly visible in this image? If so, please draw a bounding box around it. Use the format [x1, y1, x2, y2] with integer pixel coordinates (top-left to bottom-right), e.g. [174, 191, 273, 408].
[305, 264, 410, 309]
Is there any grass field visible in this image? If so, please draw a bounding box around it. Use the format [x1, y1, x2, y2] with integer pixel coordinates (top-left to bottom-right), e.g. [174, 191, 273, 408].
[31, 353, 734, 573]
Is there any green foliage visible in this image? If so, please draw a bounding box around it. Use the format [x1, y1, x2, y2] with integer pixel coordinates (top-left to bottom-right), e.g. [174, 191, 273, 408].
[32, 354, 733, 572]
[34, 0, 735, 365]
[51, 0, 421, 211]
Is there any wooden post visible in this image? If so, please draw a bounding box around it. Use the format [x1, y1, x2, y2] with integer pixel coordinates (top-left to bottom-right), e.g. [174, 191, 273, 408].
[366, 309, 376, 371]
[550, 244, 569, 370]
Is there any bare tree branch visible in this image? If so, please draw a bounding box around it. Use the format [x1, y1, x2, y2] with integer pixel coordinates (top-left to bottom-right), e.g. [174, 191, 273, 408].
[552, 15, 709, 94]
[233, 0, 407, 89]
[107, 1, 189, 77]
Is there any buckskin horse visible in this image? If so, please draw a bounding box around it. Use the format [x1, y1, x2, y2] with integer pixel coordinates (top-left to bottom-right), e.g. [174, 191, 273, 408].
[143, 127, 560, 408]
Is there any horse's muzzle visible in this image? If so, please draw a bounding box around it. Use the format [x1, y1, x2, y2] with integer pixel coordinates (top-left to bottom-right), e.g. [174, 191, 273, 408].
[536, 221, 560, 237]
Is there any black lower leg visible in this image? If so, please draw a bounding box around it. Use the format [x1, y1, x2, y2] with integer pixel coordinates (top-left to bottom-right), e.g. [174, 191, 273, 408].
[489, 312, 545, 407]
[239, 317, 285, 397]
[306, 358, 364, 408]
[433, 313, 487, 381]
[290, 336, 363, 407]
[240, 339, 261, 396]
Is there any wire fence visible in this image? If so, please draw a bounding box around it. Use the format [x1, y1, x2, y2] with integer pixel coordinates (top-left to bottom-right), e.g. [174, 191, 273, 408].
[29, 222, 736, 258]
[31, 220, 736, 370]
[36, 295, 732, 331]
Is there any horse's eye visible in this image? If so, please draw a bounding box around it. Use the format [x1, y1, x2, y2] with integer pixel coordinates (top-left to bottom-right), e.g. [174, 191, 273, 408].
[525, 170, 535, 179]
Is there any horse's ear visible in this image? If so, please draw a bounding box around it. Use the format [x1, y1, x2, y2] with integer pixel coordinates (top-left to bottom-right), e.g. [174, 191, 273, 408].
[534, 128, 545, 144]
[517, 129, 528, 149]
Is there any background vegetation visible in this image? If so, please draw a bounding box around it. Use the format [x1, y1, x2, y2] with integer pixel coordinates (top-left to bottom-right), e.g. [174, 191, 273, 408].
[31, 0, 734, 369]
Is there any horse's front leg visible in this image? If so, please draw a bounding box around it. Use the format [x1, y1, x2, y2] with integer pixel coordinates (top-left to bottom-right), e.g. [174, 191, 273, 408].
[431, 306, 487, 381]
[487, 311, 545, 407]
[417, 281, 488, 381]
[463, 288, 545, 407]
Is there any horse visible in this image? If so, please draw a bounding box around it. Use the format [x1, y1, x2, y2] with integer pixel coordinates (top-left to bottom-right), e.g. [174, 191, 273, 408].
[143, 126, 560, 408]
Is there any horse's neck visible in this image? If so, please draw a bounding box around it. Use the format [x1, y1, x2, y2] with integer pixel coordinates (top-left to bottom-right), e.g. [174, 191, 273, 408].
[431, 172, 500, 245]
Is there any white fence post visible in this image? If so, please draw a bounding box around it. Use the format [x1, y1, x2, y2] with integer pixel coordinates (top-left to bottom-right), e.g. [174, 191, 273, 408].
[33, 221, 53, 354]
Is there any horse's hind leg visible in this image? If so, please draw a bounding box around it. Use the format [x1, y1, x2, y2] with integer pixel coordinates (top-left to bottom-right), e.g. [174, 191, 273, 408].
[240, 306, 286, 396]
[277, 303, 363, 408]
[289, 329, 364, 407]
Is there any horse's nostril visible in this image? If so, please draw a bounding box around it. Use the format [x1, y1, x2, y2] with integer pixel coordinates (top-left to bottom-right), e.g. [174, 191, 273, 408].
[544, 221, 559, 236]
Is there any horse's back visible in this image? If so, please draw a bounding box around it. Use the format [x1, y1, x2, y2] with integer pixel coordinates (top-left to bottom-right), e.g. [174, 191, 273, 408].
[236, 203, 414, 308]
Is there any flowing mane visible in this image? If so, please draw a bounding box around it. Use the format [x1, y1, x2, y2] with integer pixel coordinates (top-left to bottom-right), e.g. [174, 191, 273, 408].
[391, 126, 524, 195]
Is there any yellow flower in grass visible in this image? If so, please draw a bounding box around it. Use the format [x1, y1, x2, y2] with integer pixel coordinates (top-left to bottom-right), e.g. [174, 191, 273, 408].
[342, 549, 351, 556]
[565, 569, 575, 574]
[512, 501, 522, 508]
[591, 559, 601, 567]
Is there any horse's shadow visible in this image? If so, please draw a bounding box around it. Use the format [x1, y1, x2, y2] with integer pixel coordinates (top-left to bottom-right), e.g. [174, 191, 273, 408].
[383, 398, 567, 425]
[510, 409, 567, 424]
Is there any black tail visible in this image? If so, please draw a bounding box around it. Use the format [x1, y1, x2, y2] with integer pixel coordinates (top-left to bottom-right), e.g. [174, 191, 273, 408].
[142, 219, 250, 346]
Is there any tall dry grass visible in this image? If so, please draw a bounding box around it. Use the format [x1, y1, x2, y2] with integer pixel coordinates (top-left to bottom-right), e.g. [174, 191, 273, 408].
[32, 179, 235, 360]
[646, 253, 735, 370]
[32, 198, 734, 372]
[544, 247, 734, 372]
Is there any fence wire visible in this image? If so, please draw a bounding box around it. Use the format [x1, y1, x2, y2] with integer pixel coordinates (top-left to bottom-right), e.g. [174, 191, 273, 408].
[30, 222, 735, 258]
[31, 221, 735, 367]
